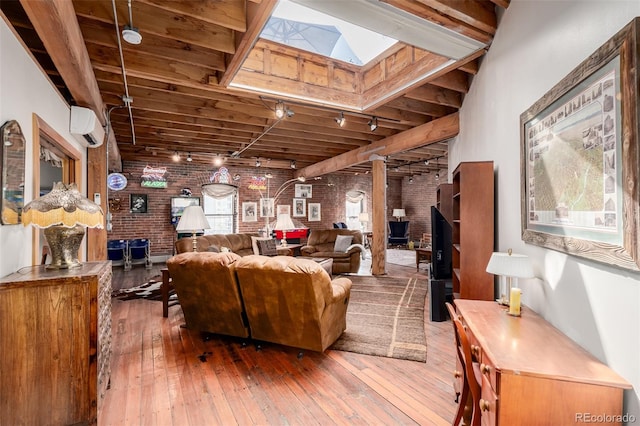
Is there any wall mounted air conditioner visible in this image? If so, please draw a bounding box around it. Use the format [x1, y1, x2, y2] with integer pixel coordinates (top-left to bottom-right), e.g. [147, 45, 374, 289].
[70, 106, 105, 148]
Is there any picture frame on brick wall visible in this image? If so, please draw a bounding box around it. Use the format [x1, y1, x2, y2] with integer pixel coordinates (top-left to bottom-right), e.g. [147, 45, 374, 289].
[130, 194, 148, 213]
[308, 203, 321, 221]
[293, 198, 306, 217]
[242, 202, 257, 222]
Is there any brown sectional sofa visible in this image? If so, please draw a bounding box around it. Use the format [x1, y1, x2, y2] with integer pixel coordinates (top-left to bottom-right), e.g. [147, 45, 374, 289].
[301, 229, 364, 274]
[165, 252, 352, 352]
[175, 233, 258, 255]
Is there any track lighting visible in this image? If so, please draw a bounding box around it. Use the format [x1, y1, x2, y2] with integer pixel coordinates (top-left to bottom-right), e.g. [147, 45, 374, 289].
[290, 160, 296, 169]
[368, 116, 378, 131]
[186, 152, 192, 162]
[335, 112, 346, 127]
[172, 151, 180, 162]
[275, 101, 285, 119]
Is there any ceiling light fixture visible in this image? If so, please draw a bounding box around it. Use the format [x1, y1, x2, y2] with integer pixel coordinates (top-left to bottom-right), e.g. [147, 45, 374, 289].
[335, 112, 346, 127]
[121, 0, 142, 44]
[290, 160, 296, 169]
[368, 116, 378, 132]
[255, 159, 262, 167]
[409, 177, 414, 184]
[213, 154, 224, 166]
[424, 160, 430, 165]
[275, 101, 285, 119]
[172, 151, 180, 162]
[186, 152, 192, 162]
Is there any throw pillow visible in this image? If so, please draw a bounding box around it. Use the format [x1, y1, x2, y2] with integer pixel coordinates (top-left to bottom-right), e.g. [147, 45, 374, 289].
[258, 239, 278, 256]
[333, 234, 353, 252]
[220, 246, 231, 253]
[206, 245, 220, 253]
[251, 236, 272, 255]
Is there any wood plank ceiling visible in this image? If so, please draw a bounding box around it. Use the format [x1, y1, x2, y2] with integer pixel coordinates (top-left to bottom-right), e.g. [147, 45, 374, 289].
[2, 0, 509, 177]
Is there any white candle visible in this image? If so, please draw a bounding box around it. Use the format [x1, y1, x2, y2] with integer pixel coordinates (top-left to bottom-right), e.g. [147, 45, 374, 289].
[509, 288, 522, 316]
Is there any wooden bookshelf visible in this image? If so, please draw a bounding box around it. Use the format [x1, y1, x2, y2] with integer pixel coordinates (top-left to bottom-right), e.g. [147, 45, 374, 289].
[451, 161, 494, 300]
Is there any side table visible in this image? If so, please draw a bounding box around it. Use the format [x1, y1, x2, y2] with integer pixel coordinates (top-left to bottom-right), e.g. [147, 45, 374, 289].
[415, 246, 431, 272]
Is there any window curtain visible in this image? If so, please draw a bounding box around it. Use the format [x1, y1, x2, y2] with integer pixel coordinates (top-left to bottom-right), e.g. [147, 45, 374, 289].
[40, 146, 63, 168]
[346, 190, 365, 203]
[201, 183, 238, 199]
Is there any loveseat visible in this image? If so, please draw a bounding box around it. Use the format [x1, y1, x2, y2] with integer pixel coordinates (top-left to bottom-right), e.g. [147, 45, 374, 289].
[235, 255, 352, 352]
[166, 252, 352, 352]
[166, 251, 249, 338]
[300, 229, 364, 274]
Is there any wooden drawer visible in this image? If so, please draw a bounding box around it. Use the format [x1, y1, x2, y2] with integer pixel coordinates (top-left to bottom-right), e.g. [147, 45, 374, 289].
[480, 375, 498, 426]
[462, 321, 482, 362]
[479, 355, 497, 392]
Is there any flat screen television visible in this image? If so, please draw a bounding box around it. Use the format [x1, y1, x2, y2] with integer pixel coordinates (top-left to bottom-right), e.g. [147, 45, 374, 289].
[431, 206, 452, 279]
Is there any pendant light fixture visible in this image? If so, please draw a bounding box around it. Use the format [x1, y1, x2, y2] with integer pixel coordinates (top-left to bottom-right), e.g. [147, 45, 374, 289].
[122, 0, 142, 45]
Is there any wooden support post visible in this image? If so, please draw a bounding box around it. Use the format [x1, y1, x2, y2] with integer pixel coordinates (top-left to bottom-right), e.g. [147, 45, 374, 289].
[371, 157, 386, 275]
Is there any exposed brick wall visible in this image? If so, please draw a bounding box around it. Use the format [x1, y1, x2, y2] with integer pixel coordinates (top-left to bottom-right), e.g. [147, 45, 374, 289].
[107, 160, 444, 256]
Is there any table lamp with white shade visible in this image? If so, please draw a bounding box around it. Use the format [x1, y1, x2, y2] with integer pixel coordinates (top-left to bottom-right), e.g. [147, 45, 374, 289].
[486, 249, 534, 310]
[358, 212, 369, 231]
[274, 213, 296, 247]
[176, 205, 210, 252]
[392, 209, 406, 221]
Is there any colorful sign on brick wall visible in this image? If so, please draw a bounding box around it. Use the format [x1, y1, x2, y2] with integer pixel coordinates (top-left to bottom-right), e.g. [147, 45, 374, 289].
[141, 165, 168, 188]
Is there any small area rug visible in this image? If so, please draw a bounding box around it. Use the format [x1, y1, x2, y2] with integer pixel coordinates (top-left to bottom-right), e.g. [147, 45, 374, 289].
[112, 276, 164, 301]
[386, 248, 416, 268]
[331, 275, 428, 362]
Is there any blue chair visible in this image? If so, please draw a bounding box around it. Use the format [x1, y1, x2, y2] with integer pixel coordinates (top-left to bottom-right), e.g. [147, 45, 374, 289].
[388, 221, 410, 247]
[107, 239, 128, 267]
[333, 222, 348, 229]
[128, 238, 152, 270]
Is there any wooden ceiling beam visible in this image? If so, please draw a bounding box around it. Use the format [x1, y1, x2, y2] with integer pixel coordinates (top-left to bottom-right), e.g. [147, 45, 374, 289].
[295, 112, 459, 178]
[219, 0, 277, 86]
[405, 84, 462, 108]
[136, 0, 247, 32]
[383, 0, 494, 43]
[417, 0, 497, 35]
[20, 0, 121, 170]
[73, 0, 236, 53]
[78, 19, 226, 71]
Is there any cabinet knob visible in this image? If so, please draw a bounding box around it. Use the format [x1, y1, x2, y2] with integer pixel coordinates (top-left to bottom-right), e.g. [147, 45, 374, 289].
[454, 370, 462, 378]
[481, 363, 491, 375]
[471, 345, 480, 357]
[479, 399, 491, 412]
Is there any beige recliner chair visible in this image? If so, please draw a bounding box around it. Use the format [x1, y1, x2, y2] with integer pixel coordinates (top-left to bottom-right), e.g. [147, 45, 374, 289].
[235, 255, 352, 352]
[166, 252, 250, 338]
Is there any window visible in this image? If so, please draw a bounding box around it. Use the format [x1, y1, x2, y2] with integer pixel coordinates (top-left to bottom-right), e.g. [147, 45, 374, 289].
[203, 192, 236, 234]
[345, 190, 365, 230]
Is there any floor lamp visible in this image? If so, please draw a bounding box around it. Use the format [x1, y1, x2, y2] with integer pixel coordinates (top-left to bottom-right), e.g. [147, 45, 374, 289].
[176, 205, 210, 252]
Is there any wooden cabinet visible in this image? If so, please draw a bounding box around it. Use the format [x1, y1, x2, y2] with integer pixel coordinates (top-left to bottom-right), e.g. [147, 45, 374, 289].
[436, 183, 453, 224]
[452, 161, 494, 300]
[454, 300, 631, 425]
[0, 261, 112, 425]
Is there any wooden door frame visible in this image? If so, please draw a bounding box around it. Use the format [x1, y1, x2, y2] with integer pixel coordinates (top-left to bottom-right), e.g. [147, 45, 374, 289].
[31, 113, 82, 265]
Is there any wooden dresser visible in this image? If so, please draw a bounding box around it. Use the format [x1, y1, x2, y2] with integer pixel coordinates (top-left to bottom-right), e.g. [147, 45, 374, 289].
[454, 300, 631, 425]
[0, 261, 112, 425]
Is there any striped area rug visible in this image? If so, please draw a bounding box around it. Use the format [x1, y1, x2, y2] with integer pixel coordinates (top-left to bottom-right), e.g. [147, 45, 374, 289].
[331, 275, 428, 362]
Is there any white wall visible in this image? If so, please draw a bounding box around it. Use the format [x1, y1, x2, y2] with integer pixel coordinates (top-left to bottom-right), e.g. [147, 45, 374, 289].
[450, 0, 640, 418]
[0, 17, 86, 277]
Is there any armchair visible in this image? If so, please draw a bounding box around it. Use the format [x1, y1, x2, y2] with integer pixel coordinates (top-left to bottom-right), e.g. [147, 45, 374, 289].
[235, 255, 352, 352]
[388, 221, 410, 246]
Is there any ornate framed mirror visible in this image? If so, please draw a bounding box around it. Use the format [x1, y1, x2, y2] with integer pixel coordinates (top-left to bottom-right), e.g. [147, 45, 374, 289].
[1, 120, 26, 225]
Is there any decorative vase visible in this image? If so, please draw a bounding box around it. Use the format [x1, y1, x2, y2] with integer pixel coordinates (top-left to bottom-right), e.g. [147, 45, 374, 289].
[43, 224, 85, 269]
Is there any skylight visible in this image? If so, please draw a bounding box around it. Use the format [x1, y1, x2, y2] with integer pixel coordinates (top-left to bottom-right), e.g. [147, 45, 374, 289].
[261, 0, 397, 66]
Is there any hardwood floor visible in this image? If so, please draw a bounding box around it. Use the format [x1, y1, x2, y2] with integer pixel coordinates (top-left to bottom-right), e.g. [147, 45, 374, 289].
[102, 260, 457, 425]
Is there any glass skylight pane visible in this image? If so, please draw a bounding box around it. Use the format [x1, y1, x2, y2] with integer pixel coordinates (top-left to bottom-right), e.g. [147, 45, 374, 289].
[262, 0, 397, 66]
